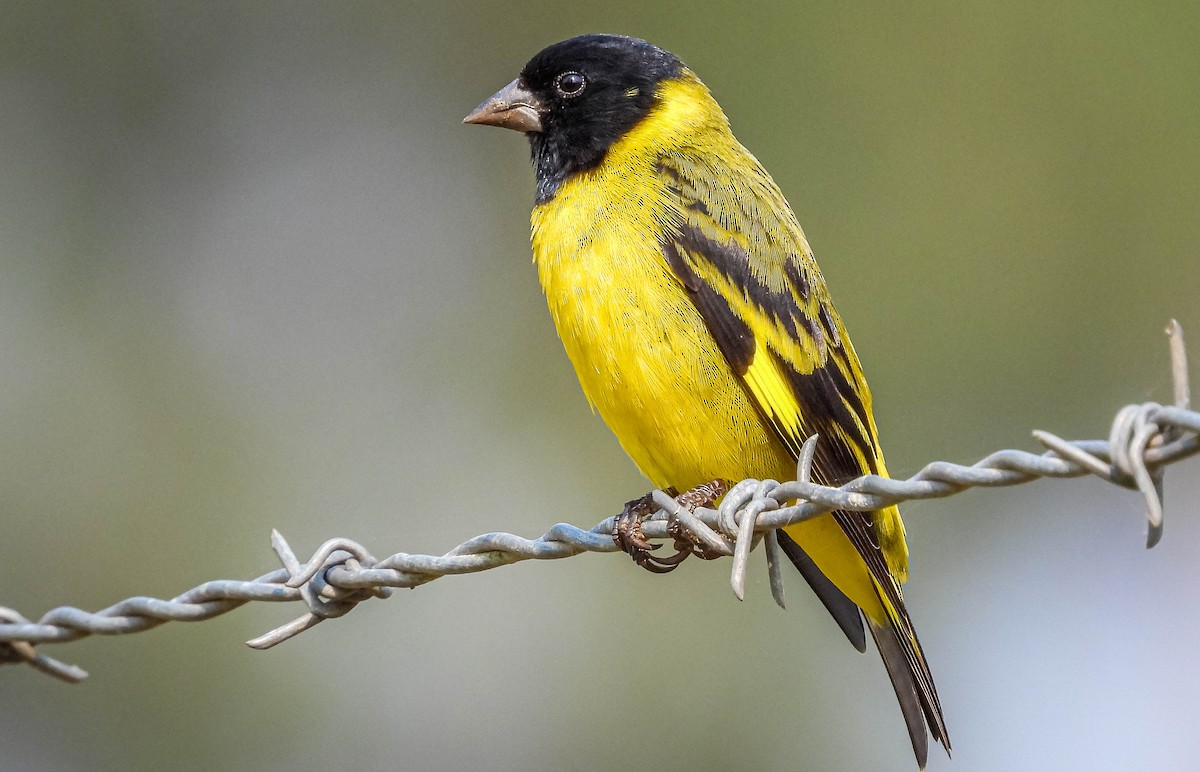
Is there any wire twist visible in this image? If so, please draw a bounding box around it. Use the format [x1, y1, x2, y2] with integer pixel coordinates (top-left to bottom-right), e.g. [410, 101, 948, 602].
[2, 322, 1196, 683]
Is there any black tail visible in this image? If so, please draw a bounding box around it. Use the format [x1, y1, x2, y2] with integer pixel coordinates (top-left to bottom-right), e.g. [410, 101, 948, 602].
[776, 529, 866, 652]
[778, 530, 950, 769]
[867, 616, 950, 769]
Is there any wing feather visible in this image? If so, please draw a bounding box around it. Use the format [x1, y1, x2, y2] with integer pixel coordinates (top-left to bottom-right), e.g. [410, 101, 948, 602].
[658, 151, 901, 573]
[658, 150, 949, 750]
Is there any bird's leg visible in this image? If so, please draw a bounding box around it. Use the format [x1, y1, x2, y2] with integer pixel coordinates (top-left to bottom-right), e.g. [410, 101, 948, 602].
[612, 479, 727, 573]
[667, 479, 729, 560]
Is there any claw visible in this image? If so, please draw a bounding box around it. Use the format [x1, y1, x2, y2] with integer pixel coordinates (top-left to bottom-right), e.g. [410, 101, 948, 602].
[612, 479, 728, 573]
[630, 548, 690, 573]
[613, 491, 656, 549]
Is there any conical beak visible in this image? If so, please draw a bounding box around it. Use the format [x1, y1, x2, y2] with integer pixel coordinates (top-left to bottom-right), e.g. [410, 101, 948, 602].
[463, 78, 544, 133]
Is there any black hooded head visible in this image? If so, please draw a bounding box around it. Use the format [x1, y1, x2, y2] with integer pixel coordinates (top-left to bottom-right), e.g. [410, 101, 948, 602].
[518, 35, 683, 201]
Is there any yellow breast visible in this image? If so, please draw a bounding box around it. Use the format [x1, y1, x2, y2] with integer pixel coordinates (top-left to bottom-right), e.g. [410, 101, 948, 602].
[529, 76, 792, 490]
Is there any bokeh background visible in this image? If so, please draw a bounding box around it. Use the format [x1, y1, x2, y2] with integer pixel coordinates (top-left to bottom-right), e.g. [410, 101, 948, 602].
[3, 3, 1198, 770]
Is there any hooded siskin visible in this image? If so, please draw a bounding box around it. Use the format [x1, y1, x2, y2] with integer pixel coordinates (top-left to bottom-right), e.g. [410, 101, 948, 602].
[466, 33, 951, 769]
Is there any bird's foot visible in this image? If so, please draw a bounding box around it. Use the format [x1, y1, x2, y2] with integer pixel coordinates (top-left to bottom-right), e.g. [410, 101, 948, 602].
[612, 489, 683, 573]
[669, 479, 729, 560]
[612, 479, 728, 573]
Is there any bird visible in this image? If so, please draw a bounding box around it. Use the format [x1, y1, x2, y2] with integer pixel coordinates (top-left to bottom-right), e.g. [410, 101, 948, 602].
[464, 33, 950, 768]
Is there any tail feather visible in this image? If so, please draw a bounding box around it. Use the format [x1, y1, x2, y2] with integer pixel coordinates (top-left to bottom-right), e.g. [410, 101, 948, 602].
[875, 586, 951, 754]
[776, 508, 949, 767]
[868, 619, 931, 769]
[777, 526, 951, 768]
[775, 529, 867, 652]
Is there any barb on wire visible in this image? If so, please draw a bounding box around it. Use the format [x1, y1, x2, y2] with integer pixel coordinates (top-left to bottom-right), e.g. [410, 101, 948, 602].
[2, 321, 1197, 683]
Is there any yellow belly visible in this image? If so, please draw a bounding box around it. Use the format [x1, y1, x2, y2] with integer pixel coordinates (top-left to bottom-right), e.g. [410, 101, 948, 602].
[530, 169, 883, 619]
[532, 174, 786, 489]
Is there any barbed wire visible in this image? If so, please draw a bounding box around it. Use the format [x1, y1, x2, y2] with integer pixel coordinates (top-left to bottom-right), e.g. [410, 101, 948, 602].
[3, 322, 1197, 684]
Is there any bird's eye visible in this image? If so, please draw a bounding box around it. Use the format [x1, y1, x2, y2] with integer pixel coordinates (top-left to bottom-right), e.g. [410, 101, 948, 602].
[555, 71, 587, 97]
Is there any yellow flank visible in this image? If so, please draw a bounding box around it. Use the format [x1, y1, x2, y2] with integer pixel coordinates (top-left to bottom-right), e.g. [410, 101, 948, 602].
[530, 72, 904, 622]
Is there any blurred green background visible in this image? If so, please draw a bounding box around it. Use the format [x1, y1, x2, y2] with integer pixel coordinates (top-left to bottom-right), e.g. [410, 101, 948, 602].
[3, 2, 1198, 770]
